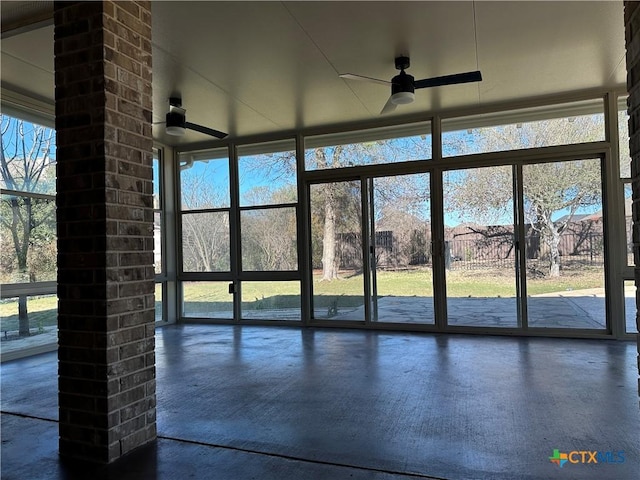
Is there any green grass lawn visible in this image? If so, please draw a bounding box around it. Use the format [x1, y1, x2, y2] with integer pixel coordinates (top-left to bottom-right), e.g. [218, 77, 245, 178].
[0, 284, 165, 333]
[1, 267, 604, 331]
[313, 266, 603, 298]
[0, 294, 58, 333]
[183, 266, 604, 309]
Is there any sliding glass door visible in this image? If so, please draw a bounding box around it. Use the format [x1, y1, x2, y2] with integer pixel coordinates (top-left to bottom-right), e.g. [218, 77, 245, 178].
[440, 158, 606, 332]
[369, 174, 434, 324]
[309, 173, 434, 324]
[522, 158, 606, 330]
[442, 166, 519, 328]
[310, 180, 366, 321]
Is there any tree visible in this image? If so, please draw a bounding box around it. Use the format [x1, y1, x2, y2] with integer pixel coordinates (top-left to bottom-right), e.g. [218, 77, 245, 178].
[312, 146, 349, 280]
[523, 160, 601, 276]
[445, 115, 603, 277]
[0, 115, 56, 336]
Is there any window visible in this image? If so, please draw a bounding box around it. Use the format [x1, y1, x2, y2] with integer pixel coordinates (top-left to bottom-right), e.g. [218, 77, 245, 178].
[238, 140, 297, 272]
[618, 99, 631, 178]
[618, 98, 632, 266]
[173, 94, 626, 337]
[442, 99, 605, 157]
[0, 113, 57, 355]
[183, 281, 233, 319]
[241, 208, 297, 271]
[178, 140, 301, 322]
[241, 281, 301, 320]
[305, 123, 431, 170]
[238, 141, 297, 207]
[153, 151, 163, 274]
[153, 149, 166, 323]
[238, 140, 300, 321]
[179, 149, 231, 273]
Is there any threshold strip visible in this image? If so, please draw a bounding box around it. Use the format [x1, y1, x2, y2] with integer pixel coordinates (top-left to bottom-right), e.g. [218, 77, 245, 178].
[158, 433, 448, 480]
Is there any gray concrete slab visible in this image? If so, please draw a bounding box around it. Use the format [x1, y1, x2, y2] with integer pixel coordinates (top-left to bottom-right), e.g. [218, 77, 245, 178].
[325, 289, 637, 331]
[1, 325, 638, 479]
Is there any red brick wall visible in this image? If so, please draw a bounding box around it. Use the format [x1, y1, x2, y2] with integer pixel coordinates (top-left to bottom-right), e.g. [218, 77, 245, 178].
[54, 0, 155, 463]
[625, 0, 640, 402]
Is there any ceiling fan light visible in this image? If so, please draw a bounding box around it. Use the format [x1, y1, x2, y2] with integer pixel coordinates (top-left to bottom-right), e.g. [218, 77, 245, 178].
[391, 91, 414, 105]
[391, 92, 416, 105]
[165, 111, 186, 136]
[166, 125, 186, 136]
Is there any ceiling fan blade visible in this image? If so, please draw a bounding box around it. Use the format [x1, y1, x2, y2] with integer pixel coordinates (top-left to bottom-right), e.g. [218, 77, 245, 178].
[380, 96, 397, 115]
[185, 122, 228, 139]
[414, 70, 482, 89]
[340, 73, 391, 86]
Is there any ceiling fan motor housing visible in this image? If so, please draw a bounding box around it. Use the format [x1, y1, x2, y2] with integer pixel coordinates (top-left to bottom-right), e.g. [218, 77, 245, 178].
[391, 71, 415, 95]
[390, 70, 415, 105]
[166, 111, 186, 128]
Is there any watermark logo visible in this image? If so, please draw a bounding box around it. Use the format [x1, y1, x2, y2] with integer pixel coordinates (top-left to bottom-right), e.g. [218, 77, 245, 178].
[549, 449, 568, 467]
[549, 449, 625, 468]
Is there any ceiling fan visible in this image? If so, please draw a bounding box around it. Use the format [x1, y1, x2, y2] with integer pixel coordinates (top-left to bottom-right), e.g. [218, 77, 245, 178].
[157, 97, 228, 139]
[340, 56, 482, 114]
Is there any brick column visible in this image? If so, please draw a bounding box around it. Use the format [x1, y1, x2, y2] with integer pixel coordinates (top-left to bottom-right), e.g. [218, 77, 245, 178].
[54, 1, 155, 463]
[625, 0, 640, 403]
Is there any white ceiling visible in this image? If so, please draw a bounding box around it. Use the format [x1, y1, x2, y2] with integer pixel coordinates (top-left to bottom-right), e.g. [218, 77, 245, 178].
[0, 1, 627, 146]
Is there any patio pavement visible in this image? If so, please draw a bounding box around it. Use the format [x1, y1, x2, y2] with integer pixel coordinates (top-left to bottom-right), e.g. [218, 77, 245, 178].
[1, 289, 636, 361]
[321, 288, 637, 331]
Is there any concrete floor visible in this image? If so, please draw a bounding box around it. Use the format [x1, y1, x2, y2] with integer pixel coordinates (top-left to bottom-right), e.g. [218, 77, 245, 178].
[1, 325, 639, 479]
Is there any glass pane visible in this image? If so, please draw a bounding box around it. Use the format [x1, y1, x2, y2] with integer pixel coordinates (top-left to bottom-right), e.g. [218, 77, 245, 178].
[619, 107, 631, 178]
[238, 141, 297, 207]
[0, 194, 57, 283]
[182, 281, 233, 319]
[154, 211, 162, 274]
[310, 181, 365, 320]
[305, 123, 431, 170]
[180, 155, 230, 210]
[0, 115, 56, 195]
[624, 281, 638, 334]
[523, 159, 605, 329]
[241, 207, 297, 271]
[625, 183, 633, 267]
[152, 150, 163, 275]
[442, 101, 605, 157]
[241, 281, 301, 320]
[0, 294, 58, 355]
[370, 174, 434, 324]
[181, 211, 230, 272]
[153, 151, 161, 208]
[155, 282, 163, 322]
[443, 166, 518, 327]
